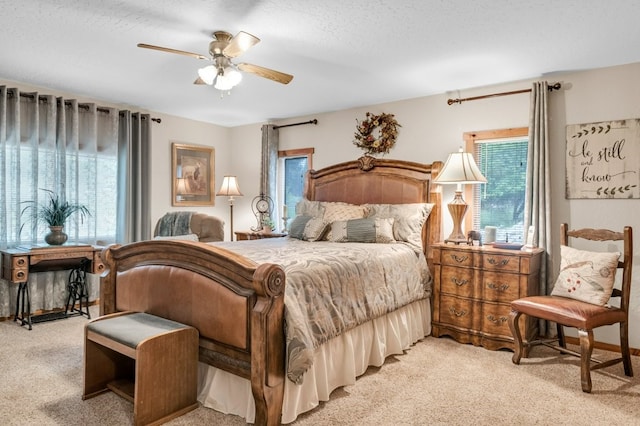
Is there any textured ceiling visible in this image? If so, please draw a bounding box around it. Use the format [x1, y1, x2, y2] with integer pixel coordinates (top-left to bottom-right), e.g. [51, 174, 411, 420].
[1, 0, 639, 127]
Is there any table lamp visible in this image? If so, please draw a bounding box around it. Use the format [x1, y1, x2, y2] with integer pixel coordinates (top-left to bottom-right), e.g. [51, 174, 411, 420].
[433, 148, 487, 244]
[216, 176, 243, 241]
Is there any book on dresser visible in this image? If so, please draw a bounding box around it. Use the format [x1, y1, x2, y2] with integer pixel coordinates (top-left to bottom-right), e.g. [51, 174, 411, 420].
[431, 243, 544, 351]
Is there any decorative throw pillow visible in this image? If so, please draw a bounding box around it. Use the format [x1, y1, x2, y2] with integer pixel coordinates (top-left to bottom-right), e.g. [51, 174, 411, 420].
[302, 217, 329, 242]
[329, 218, 396, 243]
[550, 245, 620, 306]
[365, 203, 433, 250]
[322, 203, 368, 240]
[153, 233, 200, 241]
[288, 215, 313, 240]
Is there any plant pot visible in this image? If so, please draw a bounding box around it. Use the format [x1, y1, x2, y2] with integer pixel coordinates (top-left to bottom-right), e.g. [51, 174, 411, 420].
[262, 226, 272, 234]
[45, 226, 68, 245]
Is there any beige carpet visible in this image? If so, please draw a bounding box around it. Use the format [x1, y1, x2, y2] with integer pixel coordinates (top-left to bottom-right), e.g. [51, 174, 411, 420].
[1, 306, 639, 425]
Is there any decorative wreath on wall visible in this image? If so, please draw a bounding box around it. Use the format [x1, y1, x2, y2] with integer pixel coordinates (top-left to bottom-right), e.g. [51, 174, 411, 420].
[353, 112, 401, 156]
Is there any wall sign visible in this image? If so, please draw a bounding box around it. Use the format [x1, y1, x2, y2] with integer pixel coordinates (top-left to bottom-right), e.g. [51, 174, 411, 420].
[565, 118, 640, 199]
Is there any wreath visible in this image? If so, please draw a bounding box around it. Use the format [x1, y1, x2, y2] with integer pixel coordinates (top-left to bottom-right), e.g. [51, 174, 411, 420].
[353, 112, 401, 156]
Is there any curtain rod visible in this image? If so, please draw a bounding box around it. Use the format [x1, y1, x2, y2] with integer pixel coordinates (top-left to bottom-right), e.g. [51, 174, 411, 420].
[447, 82, 562, 105]
[273, 119, 318, 129]
[10, 90, 161, 123]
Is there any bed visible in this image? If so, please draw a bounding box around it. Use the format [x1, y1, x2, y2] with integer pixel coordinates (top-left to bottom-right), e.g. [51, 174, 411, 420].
[98, 156, 443, 425]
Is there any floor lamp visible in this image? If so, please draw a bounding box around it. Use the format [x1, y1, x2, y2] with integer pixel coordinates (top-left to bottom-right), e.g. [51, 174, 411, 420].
[433, 148, 487, 244]
[216, 176, 243, 241]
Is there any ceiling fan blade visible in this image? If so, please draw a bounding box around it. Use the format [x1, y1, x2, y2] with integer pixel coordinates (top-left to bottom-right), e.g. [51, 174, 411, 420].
[223, 31, 260, 58]
[238, 63, 294, 84]
[137, 43, 209, 60]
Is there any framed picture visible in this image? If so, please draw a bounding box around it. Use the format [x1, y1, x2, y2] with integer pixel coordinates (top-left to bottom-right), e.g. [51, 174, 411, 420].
[171, 142, 215, 206]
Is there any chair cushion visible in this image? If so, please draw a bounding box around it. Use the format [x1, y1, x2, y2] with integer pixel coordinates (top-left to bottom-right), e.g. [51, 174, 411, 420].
[550, 245, 620, 306]
[87, 312, 192, 349]
[511, 295, 626, 330]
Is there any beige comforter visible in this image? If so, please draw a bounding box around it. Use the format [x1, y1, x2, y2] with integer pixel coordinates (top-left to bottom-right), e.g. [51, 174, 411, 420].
[212, 238, 431, 383]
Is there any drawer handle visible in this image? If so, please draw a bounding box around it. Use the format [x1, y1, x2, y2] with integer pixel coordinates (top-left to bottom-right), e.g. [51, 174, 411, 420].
[487, 283, 509, 292]
[450, 254, 468, 263]
[449, 306, 467, 317]
[487, 257, 510, 266]
[16, 258, 26, 267]
[486, 314, 508, 325]
[451, 277, 469, 287]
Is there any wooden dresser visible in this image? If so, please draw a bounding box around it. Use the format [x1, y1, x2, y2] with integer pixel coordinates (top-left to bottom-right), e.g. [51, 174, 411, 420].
[431, 243, 543, 351]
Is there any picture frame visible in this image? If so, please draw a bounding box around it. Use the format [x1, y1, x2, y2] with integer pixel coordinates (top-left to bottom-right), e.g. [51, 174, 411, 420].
[171, 142, 215, 206]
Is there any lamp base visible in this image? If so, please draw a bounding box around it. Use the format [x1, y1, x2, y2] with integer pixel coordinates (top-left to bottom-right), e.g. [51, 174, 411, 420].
[445, 190, 469, 244]
[444, 237, 469, 245]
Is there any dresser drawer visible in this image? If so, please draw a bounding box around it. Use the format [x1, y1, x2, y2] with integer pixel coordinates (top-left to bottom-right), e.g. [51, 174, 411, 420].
[481, 271, 520, 302]
[482, 252, 520, 273]
[480, 302, 512, 338]
[437, 295, 473, 329]
[440, 250, 473, 268]
[440, 266, 474, 298]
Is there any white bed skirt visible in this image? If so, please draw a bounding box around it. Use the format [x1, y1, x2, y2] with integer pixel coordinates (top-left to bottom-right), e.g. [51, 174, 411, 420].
[197, 298, 431, 424]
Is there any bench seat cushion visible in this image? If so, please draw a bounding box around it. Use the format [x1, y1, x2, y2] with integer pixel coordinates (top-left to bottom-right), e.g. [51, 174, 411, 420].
[87, 312, 192, 349]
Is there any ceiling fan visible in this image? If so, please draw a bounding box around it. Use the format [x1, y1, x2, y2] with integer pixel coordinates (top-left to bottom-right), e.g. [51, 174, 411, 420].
[137, 30, 293, 94]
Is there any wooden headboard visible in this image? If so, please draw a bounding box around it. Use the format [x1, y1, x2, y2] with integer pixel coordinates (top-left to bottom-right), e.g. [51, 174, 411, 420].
[305, 156, 443, 254]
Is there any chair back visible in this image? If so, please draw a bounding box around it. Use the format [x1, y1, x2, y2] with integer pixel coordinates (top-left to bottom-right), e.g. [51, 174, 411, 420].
[561, 223, 633, 313]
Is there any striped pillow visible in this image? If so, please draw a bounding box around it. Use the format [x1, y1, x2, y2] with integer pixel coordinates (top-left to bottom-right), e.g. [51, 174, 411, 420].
[329, 218, 395, 243]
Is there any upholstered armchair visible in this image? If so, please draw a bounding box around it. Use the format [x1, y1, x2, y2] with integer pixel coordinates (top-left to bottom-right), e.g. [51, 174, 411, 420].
[153, 212, 224, 242]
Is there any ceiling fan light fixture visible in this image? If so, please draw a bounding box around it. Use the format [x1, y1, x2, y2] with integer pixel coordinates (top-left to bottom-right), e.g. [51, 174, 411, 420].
[214, 66, 242, 91]
[197, 65, 217, 85]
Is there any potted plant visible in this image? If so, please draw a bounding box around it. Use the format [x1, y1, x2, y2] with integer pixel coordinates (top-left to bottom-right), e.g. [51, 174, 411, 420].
[21, 189, 91, 245]
[262, 217, 275, 234]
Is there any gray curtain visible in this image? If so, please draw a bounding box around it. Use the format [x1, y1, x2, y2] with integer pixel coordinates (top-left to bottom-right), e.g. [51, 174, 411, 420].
[116, 111, 151, 243]
[0, 86, 150, 319]
[524, 81, 553, 337]
[260, 124, 279, 221]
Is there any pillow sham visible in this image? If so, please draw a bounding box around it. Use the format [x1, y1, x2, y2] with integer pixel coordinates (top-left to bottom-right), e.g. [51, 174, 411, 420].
[329, 217, 395, 243]
[365, 203, 434, 249]
[550, 245, 620, 306]
[153, 233, 199, 241]
[288, 215, 313, 240]
[295, 198, 325, 218]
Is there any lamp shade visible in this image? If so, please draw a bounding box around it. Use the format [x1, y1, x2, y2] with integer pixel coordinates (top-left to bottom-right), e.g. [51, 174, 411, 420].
[216, 176, 243, 197]
[175, 178, 188, 195]
[434, 149, 487, 184]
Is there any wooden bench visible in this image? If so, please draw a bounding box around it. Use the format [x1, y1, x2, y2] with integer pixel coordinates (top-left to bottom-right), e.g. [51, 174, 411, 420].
[82, 311, 199, 425]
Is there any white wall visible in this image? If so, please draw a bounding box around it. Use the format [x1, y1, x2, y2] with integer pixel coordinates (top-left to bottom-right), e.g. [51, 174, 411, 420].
[148, 112, 232, 230]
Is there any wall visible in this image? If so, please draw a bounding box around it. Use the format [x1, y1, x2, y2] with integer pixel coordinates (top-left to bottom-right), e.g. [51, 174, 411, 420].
[148, 112, 232, 230]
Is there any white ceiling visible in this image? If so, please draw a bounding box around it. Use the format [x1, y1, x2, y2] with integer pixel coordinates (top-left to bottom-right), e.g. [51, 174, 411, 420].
[1, 0, 639, 127]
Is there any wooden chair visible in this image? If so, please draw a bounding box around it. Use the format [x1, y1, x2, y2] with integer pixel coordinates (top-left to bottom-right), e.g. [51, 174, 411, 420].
[508, 223, 633, 393]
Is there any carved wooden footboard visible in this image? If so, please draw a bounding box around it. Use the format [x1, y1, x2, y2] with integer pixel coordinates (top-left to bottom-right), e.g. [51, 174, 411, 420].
[99, 240, 286, 425]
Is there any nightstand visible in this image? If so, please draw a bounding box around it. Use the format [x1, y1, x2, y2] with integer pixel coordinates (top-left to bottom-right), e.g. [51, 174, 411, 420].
[431, 243, 543, 351]
[234, 231, 287, 241]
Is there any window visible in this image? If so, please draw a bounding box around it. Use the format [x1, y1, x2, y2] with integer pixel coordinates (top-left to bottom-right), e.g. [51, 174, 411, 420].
[278, 148, 314, 225]
[464, 128, 528, 243]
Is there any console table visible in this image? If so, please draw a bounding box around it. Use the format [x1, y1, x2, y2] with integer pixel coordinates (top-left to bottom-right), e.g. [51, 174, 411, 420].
[0, 244, 104, 330]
